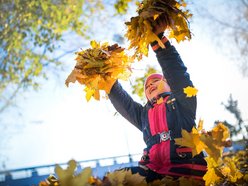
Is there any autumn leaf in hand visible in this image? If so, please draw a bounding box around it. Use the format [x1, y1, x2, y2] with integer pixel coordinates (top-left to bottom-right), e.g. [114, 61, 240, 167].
[125, 0, 192, 60]
[65, 40, 133, 101]
[174, 127, 205, 157]
[183, 86, 198, 97]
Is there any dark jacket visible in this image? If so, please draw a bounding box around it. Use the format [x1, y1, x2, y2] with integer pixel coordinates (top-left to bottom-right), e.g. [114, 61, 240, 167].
[108, 41, 207, 179]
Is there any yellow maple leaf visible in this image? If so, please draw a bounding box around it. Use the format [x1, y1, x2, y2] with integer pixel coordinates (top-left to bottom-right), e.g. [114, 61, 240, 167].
[174, 128, 205, 157]
[183, 86, 198, 97]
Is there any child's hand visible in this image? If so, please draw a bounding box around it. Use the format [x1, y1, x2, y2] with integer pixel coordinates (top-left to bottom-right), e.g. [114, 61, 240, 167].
[152, 14, 169, 35]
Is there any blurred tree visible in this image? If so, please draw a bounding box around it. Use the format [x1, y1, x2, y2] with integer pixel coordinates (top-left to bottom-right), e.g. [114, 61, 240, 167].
[0, 0, 136, 113]
[215, 94, 248, 141]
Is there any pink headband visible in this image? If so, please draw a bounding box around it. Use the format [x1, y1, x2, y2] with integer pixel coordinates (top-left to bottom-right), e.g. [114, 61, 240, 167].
[144, 73, 163, 87]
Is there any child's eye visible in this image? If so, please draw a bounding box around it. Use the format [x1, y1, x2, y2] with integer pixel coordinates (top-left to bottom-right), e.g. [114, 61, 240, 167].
[153, 79, 159, 83]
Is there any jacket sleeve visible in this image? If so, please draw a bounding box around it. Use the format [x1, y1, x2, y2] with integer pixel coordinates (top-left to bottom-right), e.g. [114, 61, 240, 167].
[108, 81, 143, 131]
[155, 42, 197, 119]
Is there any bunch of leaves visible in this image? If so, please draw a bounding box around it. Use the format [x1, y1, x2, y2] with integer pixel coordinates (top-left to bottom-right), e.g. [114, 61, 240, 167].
[125, 0, 192, 60]
[65, 40, 133, 101]
[175, 121, 246, 185]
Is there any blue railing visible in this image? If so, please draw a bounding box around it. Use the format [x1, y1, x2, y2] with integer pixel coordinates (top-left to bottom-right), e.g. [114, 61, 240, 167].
[0, 154, 141, 186]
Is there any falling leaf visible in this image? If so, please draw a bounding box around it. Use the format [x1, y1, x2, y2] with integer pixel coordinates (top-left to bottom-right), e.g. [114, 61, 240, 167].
[183, 86, 198, 97]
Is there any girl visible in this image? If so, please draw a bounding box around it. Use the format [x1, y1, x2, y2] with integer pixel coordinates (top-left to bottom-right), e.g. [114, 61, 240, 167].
[108, 18, 207, 183]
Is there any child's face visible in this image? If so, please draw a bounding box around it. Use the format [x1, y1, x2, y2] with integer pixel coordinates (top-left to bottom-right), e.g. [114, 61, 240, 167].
[145, 78, 171, 101]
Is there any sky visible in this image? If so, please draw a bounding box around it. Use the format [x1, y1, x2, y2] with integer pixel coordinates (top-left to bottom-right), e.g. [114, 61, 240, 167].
[1, 0, 248, 171]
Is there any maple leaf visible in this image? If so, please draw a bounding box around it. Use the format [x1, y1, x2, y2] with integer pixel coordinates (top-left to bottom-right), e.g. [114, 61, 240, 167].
[72, 167, 92, 186]
[183, 86, 198, 97]
[54, 159, 93, 186]
[174, 128, 205, 157]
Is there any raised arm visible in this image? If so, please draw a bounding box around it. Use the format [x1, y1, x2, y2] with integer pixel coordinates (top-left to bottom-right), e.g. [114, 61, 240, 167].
[152, 18, 196, 118]
[108, 81, 144, 131]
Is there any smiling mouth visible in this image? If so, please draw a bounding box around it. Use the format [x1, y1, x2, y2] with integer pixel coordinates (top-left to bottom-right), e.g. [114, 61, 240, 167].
[149, 87, 156, 94]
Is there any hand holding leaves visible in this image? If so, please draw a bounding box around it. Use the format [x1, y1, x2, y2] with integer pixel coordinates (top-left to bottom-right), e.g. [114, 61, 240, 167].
[65, 41, 133, 101]
[125, 0, 192, 60]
